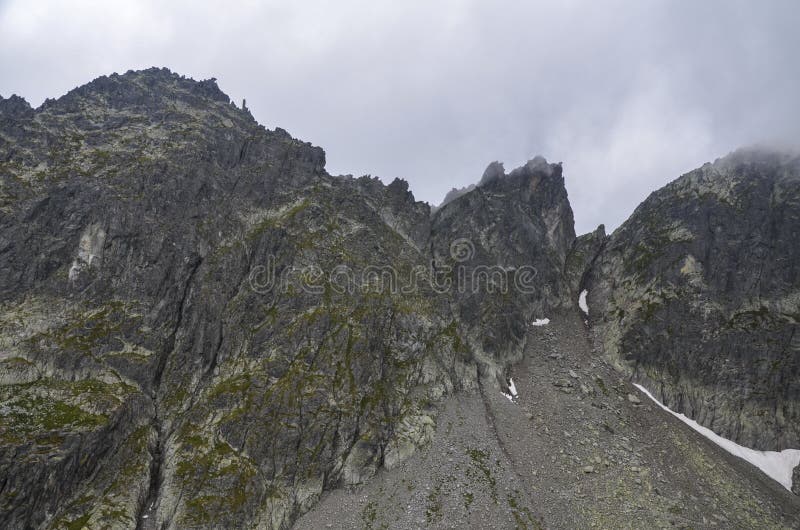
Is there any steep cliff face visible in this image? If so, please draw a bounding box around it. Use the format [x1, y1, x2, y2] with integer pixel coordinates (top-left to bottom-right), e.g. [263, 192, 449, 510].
[0, 68, 583, 529]
[431, 158, 576, 385]
[0, 69, 481, 529]
[585, 148, 800, 451]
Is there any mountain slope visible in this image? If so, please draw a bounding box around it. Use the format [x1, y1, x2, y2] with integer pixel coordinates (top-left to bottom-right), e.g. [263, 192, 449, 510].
[0, 68, 466, 529]
[0, 68, 575, 529]
[298, 310, 799, 529]
[585, 149, 800, 451]
[0, 70, 798, 529]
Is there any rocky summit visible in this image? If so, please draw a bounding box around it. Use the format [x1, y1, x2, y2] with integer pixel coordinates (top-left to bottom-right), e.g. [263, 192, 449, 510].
[0, 69, 798, 529]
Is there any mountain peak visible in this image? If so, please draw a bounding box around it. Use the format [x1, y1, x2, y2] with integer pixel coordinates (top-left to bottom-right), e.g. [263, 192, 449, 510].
[0, 93, 33, 119]
[712, 145, 800, 173]
[36, 67, 238, 118]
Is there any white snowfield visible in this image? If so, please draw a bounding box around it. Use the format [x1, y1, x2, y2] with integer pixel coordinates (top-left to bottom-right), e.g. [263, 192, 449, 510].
[532, 318, 550, 326]
[578, 290, 589, 315]
[634, 383, 800, 491]
[502, 378, 519, 402]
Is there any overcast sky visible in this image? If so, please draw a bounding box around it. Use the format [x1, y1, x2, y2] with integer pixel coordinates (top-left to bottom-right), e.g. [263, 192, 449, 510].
[2, 1, 798, 233]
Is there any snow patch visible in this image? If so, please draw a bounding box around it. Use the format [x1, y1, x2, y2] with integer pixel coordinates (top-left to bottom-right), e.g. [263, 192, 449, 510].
[502, 378, 519, 402]
[532, 318, 550, 326]
[508, 378, 518, 397]
[634, 383, 800, 491]
[578, 290, 589, 315]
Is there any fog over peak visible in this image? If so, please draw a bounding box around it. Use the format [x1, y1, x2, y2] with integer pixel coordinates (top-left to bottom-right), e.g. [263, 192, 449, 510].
[2, 0, 798, 233]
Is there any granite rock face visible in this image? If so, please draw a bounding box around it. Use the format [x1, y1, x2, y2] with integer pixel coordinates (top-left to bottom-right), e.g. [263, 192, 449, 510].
[0, 69, 474, 529]
[585, 149, 800, 451]
[431, 157, 576, 387]
[565, 223, 606, 294]
[0, 68, 798, 530]
[1, 68, 571, 529]
[794, 465, 800, 496]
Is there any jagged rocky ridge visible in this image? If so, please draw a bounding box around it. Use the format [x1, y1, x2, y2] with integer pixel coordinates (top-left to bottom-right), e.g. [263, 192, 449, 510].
[0, 69, 573, 529]
[0, 69, 798, 528]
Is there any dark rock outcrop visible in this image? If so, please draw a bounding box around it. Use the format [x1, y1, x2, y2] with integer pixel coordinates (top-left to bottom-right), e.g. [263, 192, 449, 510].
[0, 68, 470, 529]
[431, 157, 576, 386]
[586, 148, 800, 451]
[565, 223, 607, 294]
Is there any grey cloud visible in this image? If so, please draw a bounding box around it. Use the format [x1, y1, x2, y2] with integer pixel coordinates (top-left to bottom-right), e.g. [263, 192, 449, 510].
[2, 0, 798, 233]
